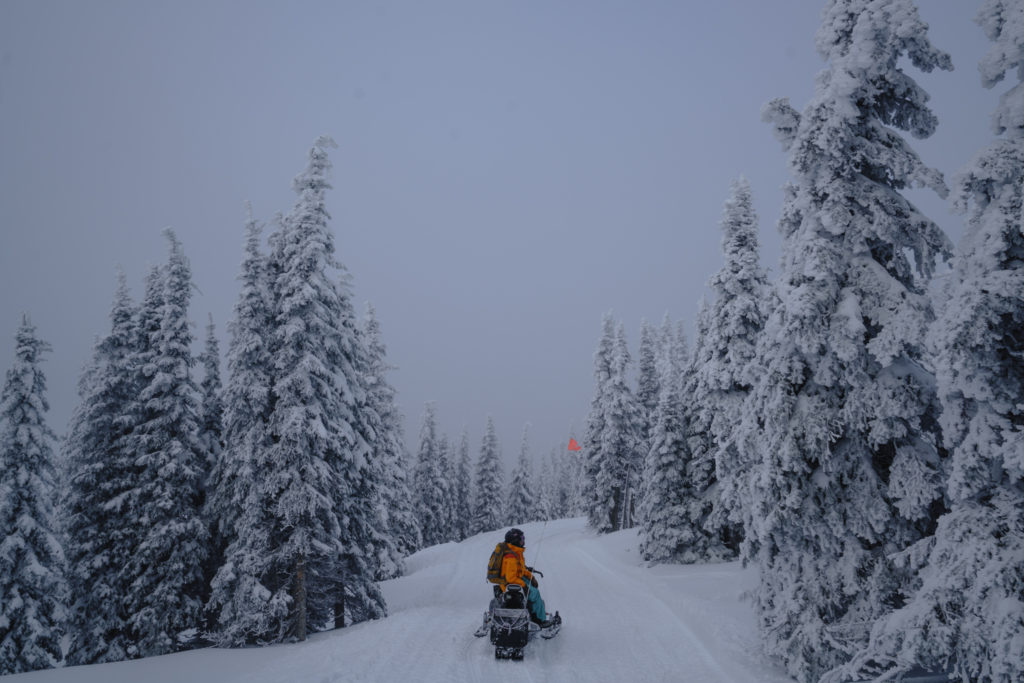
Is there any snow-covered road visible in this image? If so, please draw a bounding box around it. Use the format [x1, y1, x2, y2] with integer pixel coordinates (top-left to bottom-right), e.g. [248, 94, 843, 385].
[12, 518, 793, 683]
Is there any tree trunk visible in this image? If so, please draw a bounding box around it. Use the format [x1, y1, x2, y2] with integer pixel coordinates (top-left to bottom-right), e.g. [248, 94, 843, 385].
[292, 557, 307, 642]
[334, 582, 345, 630]
[610, 487, 622, 532]
[621, 485, 632, 530]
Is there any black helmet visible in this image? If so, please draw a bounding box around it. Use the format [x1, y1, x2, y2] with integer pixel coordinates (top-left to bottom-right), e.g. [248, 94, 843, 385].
[505, 528, 525, 547]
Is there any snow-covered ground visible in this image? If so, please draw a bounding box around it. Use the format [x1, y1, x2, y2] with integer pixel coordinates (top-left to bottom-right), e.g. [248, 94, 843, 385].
[10, 518, 793, 682]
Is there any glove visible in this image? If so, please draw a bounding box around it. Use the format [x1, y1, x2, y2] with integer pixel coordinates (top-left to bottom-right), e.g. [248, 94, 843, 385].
[530, 576, 539, 588]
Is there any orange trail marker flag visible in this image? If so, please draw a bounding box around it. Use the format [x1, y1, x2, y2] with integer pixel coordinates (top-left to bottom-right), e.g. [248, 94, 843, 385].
[568, 438, 581, 451]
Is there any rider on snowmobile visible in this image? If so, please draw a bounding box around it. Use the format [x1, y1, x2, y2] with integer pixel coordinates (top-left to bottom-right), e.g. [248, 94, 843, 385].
[492, 528, 555, 628]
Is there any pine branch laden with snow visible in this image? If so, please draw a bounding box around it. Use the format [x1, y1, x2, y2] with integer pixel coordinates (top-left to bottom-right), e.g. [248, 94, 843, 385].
[62, 272, 140, 665]
[0, 318, 65, 675]
[472, 416, 505, 535]
[738, 1, 953, 680]
[833, 2, 1024, 680]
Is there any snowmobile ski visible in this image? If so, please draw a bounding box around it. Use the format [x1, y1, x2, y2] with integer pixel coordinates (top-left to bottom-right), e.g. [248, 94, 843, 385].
[473, 611, 491, 638]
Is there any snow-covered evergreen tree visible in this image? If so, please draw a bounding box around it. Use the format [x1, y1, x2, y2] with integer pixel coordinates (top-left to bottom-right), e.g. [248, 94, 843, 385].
[331, 298, 391, 629]
[0, 317, 64, 674]
[582, 315, 615, 532]
[206, 208, 276, 644]
[362, 304, 419, 574]
[691, 178, 769, 557]
[635, 320, 660, 460]
[584, 316, 616, 532]
[438, 435, 457, 542]
[506, 425, 536, 525]
[584, 316, 642, 533]
[563, 427, 587, 518]
[212, 140, 386, 643]
[63, 273, 138, 665]
[535, 448, 557, 522]
[613, 324, 644, 530]
[198, 315, 224, 477]
[679, 303, 724, 557]
[197, 315, 224, 614]
[742, 2, 952, 679]
[413, 403, 450, 547]
[834, 3, 1024, 680]
[452, 429, 473, 541]
[265, 136, 384, 639]
[472, 416, 504, 534]
[124, 230, 209, 658]
[639, 327, 693, 564]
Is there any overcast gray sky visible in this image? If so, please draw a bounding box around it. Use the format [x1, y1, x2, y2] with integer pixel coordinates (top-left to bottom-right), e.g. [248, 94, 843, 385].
[0, 0, 1000, 468]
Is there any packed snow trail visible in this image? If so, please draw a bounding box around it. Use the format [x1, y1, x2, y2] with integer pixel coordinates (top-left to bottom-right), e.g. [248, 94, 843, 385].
[12, 518, 793, 683]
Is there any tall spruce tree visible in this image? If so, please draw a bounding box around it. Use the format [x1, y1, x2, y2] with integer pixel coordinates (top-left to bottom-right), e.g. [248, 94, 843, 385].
[584, 316, 641, 532]
[413, 403, 449, 547]
[198, 315, 224, 477]
[680, 301, 733, 560]
[691, 178, 769, 557]
[261, 136, 384, 640]
[835, 3, 1024, 680]
[535, 448, 557, 522]
[63, 273, 138, 664]
[472, 416, 504, 534]
[613, 324, 643, 530]
[452, 429, 473, 541]
[638, 327, 694, 564]
[635, 321, 660, 457]
[206, 208, 276, 644]
[0, 317, 64, 674]
[507, 425, 536, 525]
[741, 1, 953, 679]
[124, 230, 209, 657]
[439, 435, 457, 542]
[331, 295, 389, 629]
[362, 304, 419, 574]
[197, 315, 224, 614]
[582, 314, 615, 532]
[634, 320, 660, 528]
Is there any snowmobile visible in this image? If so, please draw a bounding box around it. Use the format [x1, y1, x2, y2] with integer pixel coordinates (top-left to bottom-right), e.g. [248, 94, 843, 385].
[474, 584, 561, 660]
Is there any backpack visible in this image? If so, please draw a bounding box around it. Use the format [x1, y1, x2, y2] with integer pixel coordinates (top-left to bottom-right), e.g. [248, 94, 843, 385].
[486, 542, 513, 586]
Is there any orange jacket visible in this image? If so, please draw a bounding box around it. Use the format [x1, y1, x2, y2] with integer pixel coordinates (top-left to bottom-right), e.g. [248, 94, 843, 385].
[500, 543, 533, 590]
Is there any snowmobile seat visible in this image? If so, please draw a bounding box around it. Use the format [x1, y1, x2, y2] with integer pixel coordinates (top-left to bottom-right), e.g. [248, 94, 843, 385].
[500, 583, 526, 609]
